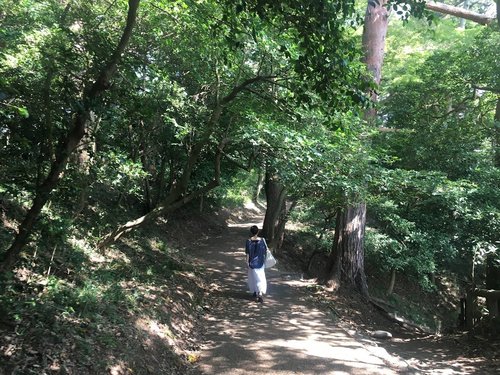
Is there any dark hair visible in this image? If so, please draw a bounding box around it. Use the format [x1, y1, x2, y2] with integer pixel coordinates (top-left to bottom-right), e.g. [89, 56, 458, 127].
[250, 225, 259, 236]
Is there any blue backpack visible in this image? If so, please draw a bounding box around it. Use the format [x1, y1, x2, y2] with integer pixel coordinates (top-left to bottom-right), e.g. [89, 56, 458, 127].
[247, 239, 266, 269]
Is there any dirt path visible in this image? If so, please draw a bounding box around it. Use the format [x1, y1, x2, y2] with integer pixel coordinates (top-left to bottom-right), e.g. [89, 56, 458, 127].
[189, 217, 410, 375]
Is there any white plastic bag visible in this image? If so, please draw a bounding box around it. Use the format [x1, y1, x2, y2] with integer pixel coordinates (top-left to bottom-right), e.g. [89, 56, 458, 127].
[265, 249, 277, 268]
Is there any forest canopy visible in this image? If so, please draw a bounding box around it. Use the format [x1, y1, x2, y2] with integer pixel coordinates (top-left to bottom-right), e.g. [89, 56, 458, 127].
[0, 0, 498, 331]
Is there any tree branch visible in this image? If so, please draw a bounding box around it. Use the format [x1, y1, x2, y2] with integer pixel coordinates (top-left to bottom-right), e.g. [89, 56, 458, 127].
[220, 150, 256, 172]
[220, 75, 277, 105]
[425, 1, 496, 25]
[97, 137, 229, 249]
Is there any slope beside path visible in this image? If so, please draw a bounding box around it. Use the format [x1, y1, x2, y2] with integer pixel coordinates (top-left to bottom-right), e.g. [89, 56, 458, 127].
[187, 216, 409, 375]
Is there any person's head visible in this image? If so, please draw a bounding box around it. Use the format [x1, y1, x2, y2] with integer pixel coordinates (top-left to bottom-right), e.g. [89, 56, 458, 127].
[250, 225, 259, 236]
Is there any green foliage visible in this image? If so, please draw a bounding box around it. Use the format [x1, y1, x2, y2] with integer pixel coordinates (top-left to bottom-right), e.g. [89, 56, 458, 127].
[95, 151, 149, 198]
[222, 0, 366, 108]
[365, 228, 407, 271]
[1, 0, 369, 255]
[368, 17, 500, 287]
[365, 163, 500, 285]
[1, 0, 499, 360]
[284, 225, 334, 259]
[290, 201, 337, 238]
[244, 108, 374, 207]
[211, 169, 260, 207]
[294, 228, 333, 255]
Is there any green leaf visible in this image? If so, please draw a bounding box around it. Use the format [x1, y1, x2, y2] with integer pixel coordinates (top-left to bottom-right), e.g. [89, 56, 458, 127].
[18, 106, 29, 118]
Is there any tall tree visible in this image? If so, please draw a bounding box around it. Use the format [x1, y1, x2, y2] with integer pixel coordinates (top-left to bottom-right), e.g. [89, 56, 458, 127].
[321, 0, 497, 296]
[485, 0, 500, 309]
[1, 0, 141, 271]
[321, 0, 390, 297]
[493, 0, 500, 168]
[367, 1, 499, 293]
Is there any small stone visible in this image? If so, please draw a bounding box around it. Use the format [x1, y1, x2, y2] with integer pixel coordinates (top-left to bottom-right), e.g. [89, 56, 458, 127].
[371, 330, 393, 339]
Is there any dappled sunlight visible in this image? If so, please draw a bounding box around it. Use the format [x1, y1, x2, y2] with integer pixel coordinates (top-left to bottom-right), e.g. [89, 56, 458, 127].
[107, 360, 132, 375]
[191, 222, 404, 375]
[380, 335, 496, 374]
[98, 246, 131, 264]
[186, 218, 499, 374]
[243, 201, 264, 213]
[228, 221, 262, 229]
[281, 277, 316, 288]
[268, 336, 370, 361]
[135, 317, 174, 344]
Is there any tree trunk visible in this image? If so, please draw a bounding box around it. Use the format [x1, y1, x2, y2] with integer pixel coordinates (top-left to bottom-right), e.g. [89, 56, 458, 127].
[362, 0, 389, 102]
[261, 170, 286, 247]
[485, 252, 500, 316]
[139, 123, 153, 212]
[275, 200, 297, 251]
[322, 204, 369, 298]
[497, 0, 500, 26]
[494, 96, 500, 168]
[0, 0, 141, 272]
[71, 111, 98, 175]
[253, 169, 265, 204]
[153, 154, 168, 208]
[466, 286, 476, 330]
[458, 0, 469, 29]
[322, 221, 342, 289]
[387, 268, 396, 295]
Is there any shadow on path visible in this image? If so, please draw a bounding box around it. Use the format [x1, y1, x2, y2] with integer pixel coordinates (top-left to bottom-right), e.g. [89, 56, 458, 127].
[189, 218, 405, 375]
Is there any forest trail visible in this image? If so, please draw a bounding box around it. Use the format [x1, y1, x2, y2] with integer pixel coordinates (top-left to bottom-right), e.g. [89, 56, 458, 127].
[188, 212, 409, 375]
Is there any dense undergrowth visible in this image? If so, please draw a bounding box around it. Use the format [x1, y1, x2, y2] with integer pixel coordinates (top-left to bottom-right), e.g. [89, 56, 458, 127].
[0, 194, 213, 374]
[279, 228, 463, 334]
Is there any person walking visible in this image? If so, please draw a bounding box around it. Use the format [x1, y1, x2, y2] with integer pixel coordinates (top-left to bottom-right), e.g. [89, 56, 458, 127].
[245, 225, 268, 303]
